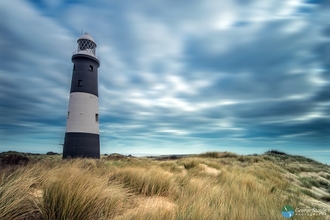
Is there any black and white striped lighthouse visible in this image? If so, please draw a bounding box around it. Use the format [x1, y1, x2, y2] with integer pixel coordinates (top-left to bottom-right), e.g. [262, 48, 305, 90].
[63, 32, 100, 159]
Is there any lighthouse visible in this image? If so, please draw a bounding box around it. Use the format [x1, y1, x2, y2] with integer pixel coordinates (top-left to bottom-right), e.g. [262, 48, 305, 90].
[63, 32, 100, 159]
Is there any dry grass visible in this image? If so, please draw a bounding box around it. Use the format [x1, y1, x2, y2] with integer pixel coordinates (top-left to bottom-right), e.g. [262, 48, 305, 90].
[0, 151, 329, 219]
[39, 166, 128, 219]
[111, 167, 177, 197]
[0, 168, 39, 219]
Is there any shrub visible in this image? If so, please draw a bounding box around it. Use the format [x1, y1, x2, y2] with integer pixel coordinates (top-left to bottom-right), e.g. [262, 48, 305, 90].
[265, 150, 287, 155]
[46, 151, 59, 155]
[0, 153, 29, 166]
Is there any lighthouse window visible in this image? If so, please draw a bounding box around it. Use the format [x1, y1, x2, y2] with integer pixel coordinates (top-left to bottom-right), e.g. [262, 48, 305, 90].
[78, 80, 83, 87]
[89, 65, 93, 72]
[73, 64, 76, 70]
[67, 111, 70, 119]
[95, 113, 99, 122]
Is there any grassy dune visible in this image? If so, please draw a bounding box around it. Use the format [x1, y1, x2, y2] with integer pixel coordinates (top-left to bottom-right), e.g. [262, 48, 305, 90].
[0, 151, 329, 219]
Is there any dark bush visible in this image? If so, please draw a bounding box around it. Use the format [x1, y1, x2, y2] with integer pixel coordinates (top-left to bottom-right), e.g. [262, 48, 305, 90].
[0, 153, 29, 166]
[46, 151, 59, 155]
[169, 155, 178, 160]
[265, 150, 287, 155]
[105, 153, 126, 160]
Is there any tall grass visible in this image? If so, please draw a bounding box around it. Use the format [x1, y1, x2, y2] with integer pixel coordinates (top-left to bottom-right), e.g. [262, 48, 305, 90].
[39, 166, 128, 220]
[112, 167, 178, 198]
[0, 152, 329, 220]
[0, 168, 39, 219]
[299, 177, 321, 189]
[114, 197, 176, 220]
[1, 159, 129, 220]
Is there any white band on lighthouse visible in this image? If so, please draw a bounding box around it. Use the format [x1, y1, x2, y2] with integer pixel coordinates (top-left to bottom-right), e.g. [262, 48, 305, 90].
[66, 92, 99, 134]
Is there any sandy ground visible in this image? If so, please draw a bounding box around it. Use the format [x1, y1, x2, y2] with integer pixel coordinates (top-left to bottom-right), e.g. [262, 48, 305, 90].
[199, 164, 220, 175]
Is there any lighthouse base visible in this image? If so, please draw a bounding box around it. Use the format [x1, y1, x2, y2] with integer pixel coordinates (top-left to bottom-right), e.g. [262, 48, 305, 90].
[63, 132, 100, 159]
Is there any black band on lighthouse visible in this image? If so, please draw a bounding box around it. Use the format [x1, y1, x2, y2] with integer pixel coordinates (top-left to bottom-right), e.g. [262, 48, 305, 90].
[70, 56, 99, 97]
[63, 133, 100, 158]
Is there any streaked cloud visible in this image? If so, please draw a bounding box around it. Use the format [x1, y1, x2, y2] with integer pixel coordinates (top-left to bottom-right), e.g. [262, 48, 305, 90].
[0, 0, 329, 164]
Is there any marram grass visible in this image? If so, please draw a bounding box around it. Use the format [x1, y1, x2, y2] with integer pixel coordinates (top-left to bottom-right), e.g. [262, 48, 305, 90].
[38, 167, 128, 220]
[0, 152, 329, 220]
[0, 168, 40, 219]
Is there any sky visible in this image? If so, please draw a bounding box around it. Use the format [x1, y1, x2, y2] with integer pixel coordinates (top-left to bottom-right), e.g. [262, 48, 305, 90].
[1, 0, 330, 164]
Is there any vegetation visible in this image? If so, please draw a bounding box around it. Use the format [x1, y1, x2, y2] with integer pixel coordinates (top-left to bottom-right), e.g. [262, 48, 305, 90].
[299, 177, 321, 189]
[0, 151, 329, 219]
[265, 149, 288, 155]
[321, 195, 330, 202]
[0, 152, 29, 166]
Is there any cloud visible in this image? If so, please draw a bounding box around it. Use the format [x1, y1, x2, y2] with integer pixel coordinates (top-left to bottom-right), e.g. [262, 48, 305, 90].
[0, 0, 329, 163]
[0, 0, 73, 140]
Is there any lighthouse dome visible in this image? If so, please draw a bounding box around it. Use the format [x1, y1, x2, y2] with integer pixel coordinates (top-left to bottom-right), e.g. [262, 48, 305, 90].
[78, 32, 96, 45]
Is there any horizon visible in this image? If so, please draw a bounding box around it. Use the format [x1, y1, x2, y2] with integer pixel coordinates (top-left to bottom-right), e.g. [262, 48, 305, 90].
[1, 1, 330, 165]
[1, 149, 329, 166]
